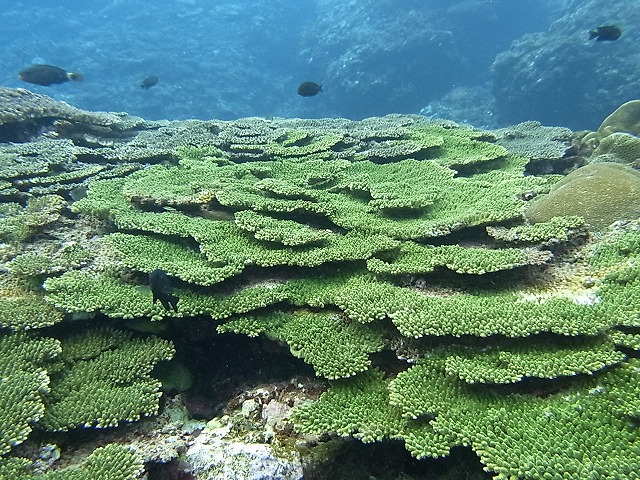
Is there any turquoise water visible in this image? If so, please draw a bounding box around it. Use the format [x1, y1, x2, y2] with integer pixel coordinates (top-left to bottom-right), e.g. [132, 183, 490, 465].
[1, 0, 561, 123]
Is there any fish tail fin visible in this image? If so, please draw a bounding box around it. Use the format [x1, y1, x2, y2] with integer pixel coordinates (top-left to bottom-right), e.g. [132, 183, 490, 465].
[167, 294, 179, 312]
[67, 72, 83, 82]
[589, 30, 598, 40]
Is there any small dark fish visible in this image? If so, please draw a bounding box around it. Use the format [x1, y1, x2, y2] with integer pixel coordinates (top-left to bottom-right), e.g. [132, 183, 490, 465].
[589, 25, 622, 41]
[297, 81, 323, 97]
[18, 64, 83, 86]
[141, 75, 159, 89]
[149, 269, 179, 312]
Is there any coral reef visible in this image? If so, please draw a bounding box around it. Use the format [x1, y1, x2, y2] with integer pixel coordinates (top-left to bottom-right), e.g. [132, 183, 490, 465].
[592, 132, 640, 165]
[2, 90, 640, 478]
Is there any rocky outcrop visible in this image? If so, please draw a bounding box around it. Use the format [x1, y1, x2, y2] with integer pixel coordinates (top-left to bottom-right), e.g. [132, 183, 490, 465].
[492, 0, 640, 130]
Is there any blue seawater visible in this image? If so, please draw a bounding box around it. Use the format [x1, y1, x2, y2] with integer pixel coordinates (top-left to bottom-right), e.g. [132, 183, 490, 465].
[0, 0, 586, 127]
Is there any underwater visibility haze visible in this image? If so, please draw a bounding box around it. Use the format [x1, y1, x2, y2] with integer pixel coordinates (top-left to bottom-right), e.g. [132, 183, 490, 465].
[4, 0, 625, 127]
[4, 0, 638, 129]
[3, 1, 640, 479]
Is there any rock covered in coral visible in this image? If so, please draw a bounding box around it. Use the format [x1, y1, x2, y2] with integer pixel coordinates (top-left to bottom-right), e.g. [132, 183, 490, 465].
[0, 88, 120, 129]
[491, 0, 640, 129]
[185, 424, 303, 480]
[183, 381, 311, 480]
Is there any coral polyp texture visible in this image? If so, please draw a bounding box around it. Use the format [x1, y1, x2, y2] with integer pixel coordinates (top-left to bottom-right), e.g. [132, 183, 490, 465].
[2, 90, 640, 478]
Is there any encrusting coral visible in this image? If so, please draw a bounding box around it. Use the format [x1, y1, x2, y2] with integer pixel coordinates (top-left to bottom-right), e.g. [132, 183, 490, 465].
[3, 89, 640, 478]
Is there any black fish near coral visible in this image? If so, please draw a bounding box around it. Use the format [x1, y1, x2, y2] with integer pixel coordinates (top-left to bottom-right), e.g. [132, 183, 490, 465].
[149, 269, 179, 312]
[589, 25, 622, 41]
[141, 75, 159, 89]
[18, 64, 83, 86]
[298, 81, 323, 97]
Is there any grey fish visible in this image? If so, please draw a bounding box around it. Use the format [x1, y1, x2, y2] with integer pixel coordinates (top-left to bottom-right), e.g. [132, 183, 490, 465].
[297, 81, 323, 97]
[19, 64, 83, 86]
[141, 75, 159, 89]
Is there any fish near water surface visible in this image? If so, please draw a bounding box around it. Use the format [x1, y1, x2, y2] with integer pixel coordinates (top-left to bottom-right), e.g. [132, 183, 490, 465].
[149, 269, 179, 312]
[18, 64, 83, 86]
[589, 25, 622, 41]
[297, 81, 323, 97]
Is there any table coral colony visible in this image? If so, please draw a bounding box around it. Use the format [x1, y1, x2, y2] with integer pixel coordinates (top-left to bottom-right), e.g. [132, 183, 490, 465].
[1, 88, 640, 479]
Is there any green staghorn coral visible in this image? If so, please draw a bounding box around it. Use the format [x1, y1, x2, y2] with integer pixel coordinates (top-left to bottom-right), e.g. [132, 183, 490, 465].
[234, 210, 334, 246]
[0, 295, 64, 331]
[0, 195, 66, 244]
[296, 355, 640, 479]
[290, 224, 640, 477]
[441, 335, 625, 384]
[486, 215, 586, 245]
[7, 243, 93, 278]
[367, 242, 551, 275]
[407, 123, 508, 167]
[293, 369, 406, 443]
[104, 232, 243, 286]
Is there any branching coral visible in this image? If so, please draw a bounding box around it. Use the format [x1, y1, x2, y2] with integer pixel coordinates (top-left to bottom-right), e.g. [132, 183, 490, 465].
[219, 311, 384, 379]
[40, 328, 174, 431]
[14, 109, 640, 478]
[0, 444, 144, 480]
[0, 334, 59, 455]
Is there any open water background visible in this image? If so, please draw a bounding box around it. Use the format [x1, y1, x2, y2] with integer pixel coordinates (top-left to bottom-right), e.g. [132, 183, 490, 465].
[6, 0, 631, 130]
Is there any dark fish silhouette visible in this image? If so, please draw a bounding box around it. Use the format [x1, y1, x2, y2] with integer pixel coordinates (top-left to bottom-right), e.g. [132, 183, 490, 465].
[297, 81, 323, 97]
[141, 75, 159, 89]
[18, 64, 83, 86]
[149, 269, 179, 312]
[589, 25, 622, 41]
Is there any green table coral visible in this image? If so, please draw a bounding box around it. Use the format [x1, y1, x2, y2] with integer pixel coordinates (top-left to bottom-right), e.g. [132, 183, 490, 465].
[0, 444, 143, 480]
[23, 110, 640, 479]
[41, 328, 174, 431]
[219, 311, 384, 379]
